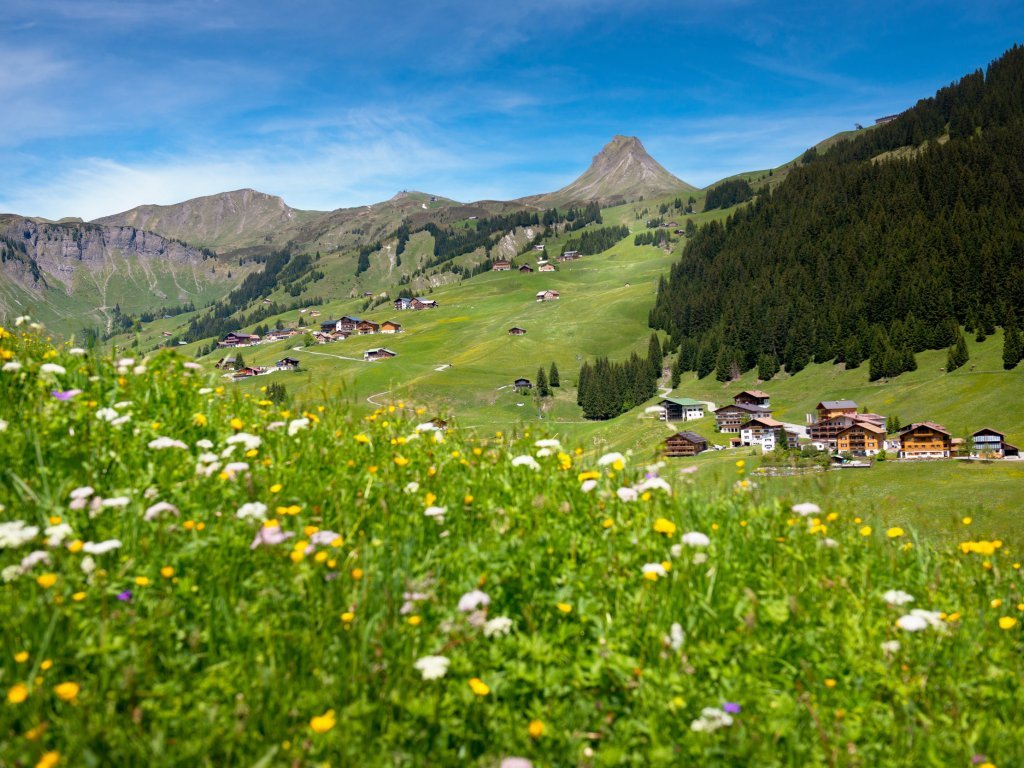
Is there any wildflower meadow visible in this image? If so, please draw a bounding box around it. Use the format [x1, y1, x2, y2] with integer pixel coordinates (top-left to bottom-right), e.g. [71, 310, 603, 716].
[1, 322, 1022, 767]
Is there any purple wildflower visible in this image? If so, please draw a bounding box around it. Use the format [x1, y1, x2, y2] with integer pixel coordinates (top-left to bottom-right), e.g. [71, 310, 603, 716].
[116, 590, 133, 602]
[51, 389, 83, 401]
[723, 702, 741, 714]
[250, 525, 294, 549]
[972, 757, 988, 765]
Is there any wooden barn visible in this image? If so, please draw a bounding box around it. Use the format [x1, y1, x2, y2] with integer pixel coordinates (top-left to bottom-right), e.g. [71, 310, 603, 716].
[664, 431, 708, 457]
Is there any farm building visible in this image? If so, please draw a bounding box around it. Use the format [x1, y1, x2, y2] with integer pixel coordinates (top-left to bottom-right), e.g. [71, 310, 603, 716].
[276, 357, 301, 370]
[492, 260, 512, 271]
[514, 378, 532, 390]
[538, 263, 556, 272]
[519, 264, 534, 273]
[897, 423, 952, 459]
[380, 321, 402, 334]
[733, 390, 771, 408]
[714, 403, 772, 433]
[508, 327, 527, 336]
[394, 297, 414, 310]
[536, 290, 560, 302]
[218, 332, 260, 348]
[363, 348, 397, 361]
[657, 397, 705, 422]
[558, 250, 581, 261]
[356, 320, 381, 335]
[214, 355, 239, 370]
[971, 428, 1020, 458]
[411, 298, 438, 310]
[664, 431, 708, 457]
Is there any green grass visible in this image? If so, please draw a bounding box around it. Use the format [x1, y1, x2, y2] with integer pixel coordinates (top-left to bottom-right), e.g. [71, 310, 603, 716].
[2, 330, 1024, 766]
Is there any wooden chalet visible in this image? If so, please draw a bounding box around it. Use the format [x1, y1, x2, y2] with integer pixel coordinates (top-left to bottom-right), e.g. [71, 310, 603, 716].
[518, 264, 534, 273]
[558, 250, 581, 262]
[492, 260, 512, 271]
[538, 263, 556, 272]
[380, 320, 402, 334]
[218, 332, 259, 348]
[536, 290, 560, 302]
[835, 421, 885, 456]
[363, 348, 397, 361]
[508, 327, 527, 336]
[664, 431, 708, 457]
[816, 400, 859, 421]
[356, 320, 381, 335]
[733, 390, 770, 408]
[514, 378, 532, 390]
[394, 297, 414, 311]
[276, 357, 301, 370]
[714, 403, 772, 433]
[809, 413, 885, 445]
[971, 428, 1020, 458]
[897, 422, 952, 459]
[264, 328, 298, 342]
[658, 397, 705, 422]
[233, 366, 264, 378]
[215, 354, 239, 370]
[411, 298, 438, 310]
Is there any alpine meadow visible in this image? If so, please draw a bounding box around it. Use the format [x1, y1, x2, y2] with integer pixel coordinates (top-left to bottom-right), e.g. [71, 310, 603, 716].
[2, 7, 1024, 767]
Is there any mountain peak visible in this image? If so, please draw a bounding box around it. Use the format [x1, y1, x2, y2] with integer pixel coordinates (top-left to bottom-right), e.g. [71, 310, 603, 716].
[527, 136, 694, 207]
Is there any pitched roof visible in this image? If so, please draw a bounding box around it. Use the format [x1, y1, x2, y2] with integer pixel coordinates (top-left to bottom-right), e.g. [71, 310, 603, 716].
[971, 427, 1006, 438]
[736, 389, 770, 398]
[660, 397, 705, 407]
[714, 403, 770, 414]
[668, 431, 706, 443]
[898, 421, 951, 436]
[744, 417, 785, 428]
[837, 421, 886, 435]
[817, 399, 858, 410]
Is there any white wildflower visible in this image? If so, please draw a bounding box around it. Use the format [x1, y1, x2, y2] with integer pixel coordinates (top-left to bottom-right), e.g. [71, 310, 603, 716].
[2, 361, 21, 372]
[0, 420, 7, 431]
[666, 622, 685, 651]
[132, 365, 146, 375]
[413, 655, 450, 680]
[535, 448, 553, 458]
[80, 555, 96, 575]
[792, 502, 821, 517]
[144, 501, 179, 521]
[101, 496, 130, 508]
[881, 640, 901, 655]
[908, 609, 945, 630]
[111, 415, 131, 427]
[424, 506, 446, 523]
[0, 521, 40, 549]
[310, 530, 340, 546]
[511, 455, 540, 470]
[83, 539, 122, 555]
[148, 436, 188, 450]
[226, 432, 261, 451]
[692, 552, 708, 565]
[483, 616, 514, 637]
[896, 614, 928, 632]
[20, 550, 50, 571]
[690, 707, 734, 733]
[616, 487, 638, 502]
[14, 315, 29, 326]
[116, 357, 135, 367]
[670, 543, 683, 558]
[96, 408, 119, 422]
[534, 438, 561, 449]
[2, 565, 21, 582]
[287, 418, 310, 436]
[597, 451, 625, 466]
[196, 439, 214, 449]
[44, 523, 73, 546]
[198, 387, 213, 395]
[404, 481, 420, 494]
[642, 562, 667, 578]
[39, 363, 66, 375]
[681, 531, 710, 547]
[113, 401, 132, 409]
[822, 538, 839, 548]
[236, 502, 268, 521]
[457, 589, 490, 612]
[581, 479, 598, 493]
[882, 590, 915, 607]
[223, 462, 250, 477]
[196, 461, 221, 477]
[635, 476, 671, 493]
[68, 347, 87, 356]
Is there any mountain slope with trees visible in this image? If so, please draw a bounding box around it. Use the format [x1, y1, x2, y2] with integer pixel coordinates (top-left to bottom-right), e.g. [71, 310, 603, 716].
[650, 44, 1024, 380]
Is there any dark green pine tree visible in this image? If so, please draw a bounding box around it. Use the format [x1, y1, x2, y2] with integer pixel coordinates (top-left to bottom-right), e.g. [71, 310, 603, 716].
[647, 333, 663, 379]
[549, 362, 560, 387]
[843, 336, 863, 369]
[946, 328, 970, 372]
[536, 366, 550, 397]
[757, 353, 779, 381]
[1003, 322, 1022, 369]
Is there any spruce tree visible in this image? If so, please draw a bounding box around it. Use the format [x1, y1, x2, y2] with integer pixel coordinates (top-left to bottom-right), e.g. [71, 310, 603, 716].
[1003, 323, 1022, 369]
[648, 333, 663, 379]
[536, 366, 550, 397]
[757, 353, 779, 381]
[549, 362, 560, 387]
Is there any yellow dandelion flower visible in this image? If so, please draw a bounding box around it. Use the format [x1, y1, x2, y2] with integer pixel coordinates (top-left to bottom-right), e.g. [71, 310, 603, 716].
[37, 573, 57, 589]
[824, 678, 837, 688]
[54, 682, 80, 702]
[999, 616, 1018, 630]
[653, 518, 677, 536]
[7, 683, 28, 704]
[341, 611, 355, 623]
[643, 571, 659, 581]
[160, 567, 175, 579]
[407, 615, 421, 626]
[394, 456, 409, 467]
[962, 516, 972, 525]
[289, 551, 304, 564]
[229, 417, 244, 431]
[991, 598, 1003, 609]
[40, 660, 52, 671]
[468, 678, 490, 696]
[135, 577, 150, 587]
[270, 483, 283, 493]
[15, 651, 29, 663]
[72, 592, 86, 602]
[48, 515, 62, 525]
[528, 719, 545, 739]
[464, 495, 474, 504]
[310, 709, 336, 734]
[602, 518, 614, 529]
[556, 602, 572, 614]
[859, 526, 872, 536]
[351, 568, 364, 580]
[36, 751, 60, 768]
[886, 527, 905, 538]
[193, 413, 208, 427]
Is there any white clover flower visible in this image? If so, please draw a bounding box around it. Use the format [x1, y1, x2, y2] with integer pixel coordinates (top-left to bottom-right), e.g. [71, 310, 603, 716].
[95, 408, 119, 422]
[681, 531, 710, 547]
[404, 481, 420, 494]
[413, 655, 450, 680]
[44, 523, 74, 546]
[690, 707, 734, 733]
[83, 539, 122, 555]
[792, 502, 821, 517]
[881, 640, 901, 655]
[287, 418, 310, 436]
[597, 451, 625, 466]
[236, 502, 268, 521]
[144, 501, 179, 521]
[670, 543, 683, 558]
[80, 555, 96, 574]
[457, 589, 490, 612]
[642, 562, 667, 578]
[581, 479, 598, 493]
[511, 455, 540, 470]
[101, 496, 130, 508]
[424, 506, 446, 523]
[2, 361, 22, 372]
[666, 622, 685, 651]
[39, 363, 66, 375]
[226, 432, 261, 451]
[0, 521, 40, 549]
[2, 565, 21, 582]
[882, 590, 915, 606]
[483, 616, 514, 637]
[196, 439, 214, 449]
[148, 436, 188, 450]
[616, 487, 638, 502]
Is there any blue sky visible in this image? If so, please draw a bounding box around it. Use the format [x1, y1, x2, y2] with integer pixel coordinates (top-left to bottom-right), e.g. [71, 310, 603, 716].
[1, 0, 1022, 220]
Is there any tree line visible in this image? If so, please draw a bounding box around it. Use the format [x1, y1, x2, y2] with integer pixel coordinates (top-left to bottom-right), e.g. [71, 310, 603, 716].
[577, 334, 662, 420]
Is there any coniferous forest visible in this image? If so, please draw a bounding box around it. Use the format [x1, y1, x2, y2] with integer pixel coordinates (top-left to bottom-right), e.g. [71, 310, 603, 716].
[650, 45, 1024, 379]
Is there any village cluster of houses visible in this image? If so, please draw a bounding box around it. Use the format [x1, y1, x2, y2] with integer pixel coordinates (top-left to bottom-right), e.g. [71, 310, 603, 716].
[658, 390, 1019, 461]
